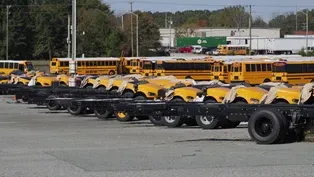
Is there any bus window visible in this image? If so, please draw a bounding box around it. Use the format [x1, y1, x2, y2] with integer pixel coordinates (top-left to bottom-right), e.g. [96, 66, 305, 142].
[0, 62, 3, 68]
[78, 62, 81, 67]
[113, 61, 116, 66]
[19, 64, 25, 71]
[9, 63, 13, 69]
[27, 62, 34, 71]
[246, 64, 251, 72]
[267, 64, 271, 71]
[251, 64, 256, 71]
[4, 63, 8, 68]
[262, 64, 266, 71]
[51, 62, 56, 66]
[257, 64, 261, 71]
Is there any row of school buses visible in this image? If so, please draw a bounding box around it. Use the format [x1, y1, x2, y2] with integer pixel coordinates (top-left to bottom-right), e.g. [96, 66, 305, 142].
[49, 55, 314, 86]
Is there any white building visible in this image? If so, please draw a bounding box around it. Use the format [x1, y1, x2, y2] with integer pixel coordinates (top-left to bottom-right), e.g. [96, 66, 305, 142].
[160, 28, 281, 47]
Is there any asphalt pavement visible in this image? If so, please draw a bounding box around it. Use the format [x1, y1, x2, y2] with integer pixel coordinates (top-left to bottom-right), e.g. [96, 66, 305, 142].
[0, 95, 313, 177]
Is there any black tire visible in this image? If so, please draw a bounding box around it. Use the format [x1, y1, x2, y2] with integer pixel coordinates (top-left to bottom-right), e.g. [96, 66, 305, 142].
[149, 116, 163, 126]
[94, 108, 110, 120]
[161, 115, 185, 127]
[97, 86, 106, 92]
[161, 97, 185, 127]
[248, 109, 288, 144]
[195, 99, 220, 129]
[67, 106, 84, 116]
[123, 92, 134, 98]
[46, 95, 61, 110]
[114, 111, 134, 122]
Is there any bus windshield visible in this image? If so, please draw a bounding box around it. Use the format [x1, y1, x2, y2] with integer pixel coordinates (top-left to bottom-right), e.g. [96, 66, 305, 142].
[232, 64, 242, 72]
[272, 63, 286, 72]
[26, 62, 35, 71]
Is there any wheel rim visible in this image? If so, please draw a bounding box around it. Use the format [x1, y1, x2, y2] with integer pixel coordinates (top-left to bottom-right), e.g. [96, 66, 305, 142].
[200, 115, 214, 125]
[164, 116, 176, 123]
[117, 112, 127, 118]
[255, 118, 273, 137]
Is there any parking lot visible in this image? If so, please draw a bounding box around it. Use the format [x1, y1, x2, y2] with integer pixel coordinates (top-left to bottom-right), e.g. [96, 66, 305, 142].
[0, 95, 314, 177]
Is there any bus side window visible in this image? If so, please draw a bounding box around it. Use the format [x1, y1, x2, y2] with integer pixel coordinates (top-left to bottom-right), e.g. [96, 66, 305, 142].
[14, 63, 18, 69]
[4, 63, 8, 68]
[60, 62, 64, 67]
[113, 61, 116, 66]
[267, 64, 271, 71]
[251, 64, 256, 71]
[0, 62, 3, 68]
[257, 64, 261, 72]
[77, 61, 81, 67]
[246, 64, 251, 72]
[262, 64, 267, 71]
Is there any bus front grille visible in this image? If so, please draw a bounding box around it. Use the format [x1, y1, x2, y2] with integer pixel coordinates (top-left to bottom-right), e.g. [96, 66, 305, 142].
[214, 76, 219, 80]
[234, 76, 239, 80]
[276, 77, 282, 81]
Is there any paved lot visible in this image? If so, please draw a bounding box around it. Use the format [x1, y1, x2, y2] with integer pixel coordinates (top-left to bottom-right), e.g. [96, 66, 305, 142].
[0, 95, 314, 177]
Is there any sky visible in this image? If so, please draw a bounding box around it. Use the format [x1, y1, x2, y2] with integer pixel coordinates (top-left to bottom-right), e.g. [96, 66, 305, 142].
[103, 0, 314, 22]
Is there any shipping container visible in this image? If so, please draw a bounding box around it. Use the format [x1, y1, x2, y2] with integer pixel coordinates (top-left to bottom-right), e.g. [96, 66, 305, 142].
[176, 37, 227, 47]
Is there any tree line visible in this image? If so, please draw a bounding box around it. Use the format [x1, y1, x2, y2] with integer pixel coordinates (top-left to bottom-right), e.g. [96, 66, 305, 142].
[0, 2, 312, 60]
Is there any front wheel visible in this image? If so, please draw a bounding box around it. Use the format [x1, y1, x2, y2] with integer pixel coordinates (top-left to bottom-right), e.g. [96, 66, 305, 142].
[248, 109, 287, 144]
[67, 106, 84, 116]
[46, 96, 61, 110]
[114, 111, 134, 122]
[94, 108, 110, 120]
[161, 115, 184, 128]
[149, 116, 163, 126]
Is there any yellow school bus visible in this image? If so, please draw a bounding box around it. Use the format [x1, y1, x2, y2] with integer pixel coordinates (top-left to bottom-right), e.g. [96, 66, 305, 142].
[271, 60, 314, 85]
[216, 44, 249, 55]
[209, 61, 231, 83]
[50, 57, 120, 75]
[141, 58, 214, 80]
[229, 60, 275, 85]
[119, 57, 143, 74]
[0, 60, 35, 75]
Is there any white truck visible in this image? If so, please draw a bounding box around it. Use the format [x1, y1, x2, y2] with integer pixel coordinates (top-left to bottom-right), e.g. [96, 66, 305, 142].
[227, 37, 314, 54]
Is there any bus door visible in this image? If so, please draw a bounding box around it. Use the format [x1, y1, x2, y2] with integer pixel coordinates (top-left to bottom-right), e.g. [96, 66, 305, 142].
[230, 63, 243, 82]
[154, 61, 164, 77]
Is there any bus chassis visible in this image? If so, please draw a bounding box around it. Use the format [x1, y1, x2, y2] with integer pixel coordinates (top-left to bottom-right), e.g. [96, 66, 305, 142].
[63, 98, 314, 145]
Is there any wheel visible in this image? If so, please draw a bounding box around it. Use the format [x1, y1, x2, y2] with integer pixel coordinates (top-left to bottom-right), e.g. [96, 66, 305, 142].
[46, 96, 61, 110]
[123, 92, 134, 98]
[114, 111, 134, 122]
[161, 115, 185, 127]
[195, 99, 221, 129]
[94, 108, 110, 120]
[149, 116, 163, 126]
[67, 105, 84, 116]
[248, 109, 288, 144]
[109, 70, 115, 75]
[97, 86, 106, 92]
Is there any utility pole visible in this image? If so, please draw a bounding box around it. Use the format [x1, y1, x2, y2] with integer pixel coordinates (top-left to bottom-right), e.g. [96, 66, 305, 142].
[300, 10, 309, 54]
[130, 1, 134, 57]
[249, 5, 252, 55]
[69, 0, 76, 87]
[6, 5, 10, 60]
[296, 5, 298, 31]
[169, 17, 173, 48]
[306, 9, 309, 54]
[67, 15, 71, 58]
[165, 12, 167, 28]
[121, 15, 124, 31]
